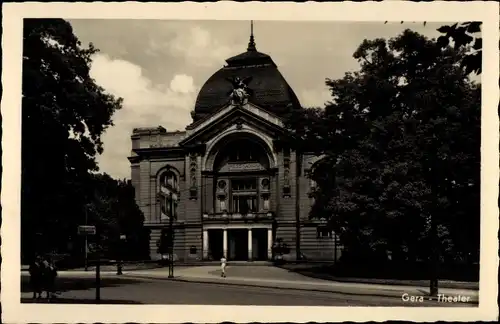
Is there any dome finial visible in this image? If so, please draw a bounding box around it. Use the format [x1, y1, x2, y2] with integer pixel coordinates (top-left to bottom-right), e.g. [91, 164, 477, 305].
[247, 20, 256, 52]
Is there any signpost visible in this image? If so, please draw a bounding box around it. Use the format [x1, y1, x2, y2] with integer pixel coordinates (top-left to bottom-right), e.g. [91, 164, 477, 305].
[77, 224, 100, 303]
[78, 225, 96, 272]
[78, 225, 96, 235]
[429, 215, 439, 297]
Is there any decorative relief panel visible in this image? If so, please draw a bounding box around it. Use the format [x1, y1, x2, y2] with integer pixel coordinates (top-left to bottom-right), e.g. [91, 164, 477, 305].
[219, 162, 265, 173]
[283, 157, 291, 197]
[189, 153, 198, 200]
[216, 179, 228, 212]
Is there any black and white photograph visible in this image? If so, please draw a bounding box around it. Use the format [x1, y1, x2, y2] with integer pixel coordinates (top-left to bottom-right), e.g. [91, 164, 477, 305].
[2, 2, 498, 323]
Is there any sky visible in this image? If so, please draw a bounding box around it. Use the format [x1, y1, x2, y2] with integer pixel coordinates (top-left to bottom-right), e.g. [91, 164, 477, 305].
[68, 19, 448, 180]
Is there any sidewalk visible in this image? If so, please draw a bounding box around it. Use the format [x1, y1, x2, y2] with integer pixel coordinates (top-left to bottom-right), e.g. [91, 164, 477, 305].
[123, 266, 479, 303]
[20, 265, 479, 303]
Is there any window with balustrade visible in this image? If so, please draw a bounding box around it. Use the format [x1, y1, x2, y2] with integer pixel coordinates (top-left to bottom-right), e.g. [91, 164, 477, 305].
[231, 178, 258, 214]
[232, 196, 258, 213]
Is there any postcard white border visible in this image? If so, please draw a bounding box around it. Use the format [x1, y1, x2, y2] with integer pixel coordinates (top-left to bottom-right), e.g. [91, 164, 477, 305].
[2, 1, 499, 323]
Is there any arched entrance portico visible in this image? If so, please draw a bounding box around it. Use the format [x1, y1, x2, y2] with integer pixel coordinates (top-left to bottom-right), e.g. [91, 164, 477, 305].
[203, 129, 278, 172]
[202, 132, 276, 261]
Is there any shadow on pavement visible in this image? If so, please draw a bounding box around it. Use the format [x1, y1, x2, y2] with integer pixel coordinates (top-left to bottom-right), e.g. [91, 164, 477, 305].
[21, 276, 145, 293]
[21, 298, 142, 304]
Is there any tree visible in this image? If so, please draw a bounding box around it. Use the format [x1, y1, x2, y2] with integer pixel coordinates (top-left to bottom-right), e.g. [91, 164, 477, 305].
[286, 30, 480, 264]
[386, 21, 483, 75]
[21, 19, 123, 260]
[435, 22, 482, 75]
[87, 174, 147, 261]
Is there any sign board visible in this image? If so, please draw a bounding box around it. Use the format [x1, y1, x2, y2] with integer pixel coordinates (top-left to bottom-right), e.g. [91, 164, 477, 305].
[78, 225, 96, 235]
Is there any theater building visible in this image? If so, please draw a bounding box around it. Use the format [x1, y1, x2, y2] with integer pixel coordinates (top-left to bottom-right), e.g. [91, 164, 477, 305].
[129, 29, 341, 262]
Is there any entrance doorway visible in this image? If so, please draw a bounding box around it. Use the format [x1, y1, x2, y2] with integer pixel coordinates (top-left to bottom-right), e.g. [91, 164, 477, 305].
[228, 229, 248, 261]
[208, 229, 223, 261]
[252, 229, 269, 261]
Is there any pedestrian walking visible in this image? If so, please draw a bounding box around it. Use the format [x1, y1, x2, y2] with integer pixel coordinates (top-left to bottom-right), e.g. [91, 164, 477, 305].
[220, 255, 227, 278]
[42, 256, 58, 300]
[28, 255, 43, 299]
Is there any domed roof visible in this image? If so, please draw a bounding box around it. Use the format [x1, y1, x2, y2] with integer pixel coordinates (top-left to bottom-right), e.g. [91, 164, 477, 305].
[192, 31, 302, 122]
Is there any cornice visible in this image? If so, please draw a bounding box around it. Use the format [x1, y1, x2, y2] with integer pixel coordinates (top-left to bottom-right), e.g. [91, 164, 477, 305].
[131, 147, 186, 160]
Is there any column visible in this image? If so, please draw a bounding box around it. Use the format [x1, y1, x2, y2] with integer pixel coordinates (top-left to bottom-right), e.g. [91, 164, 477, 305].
[203, 230, 209, 260]
[267, 228, 273, 260]
[223, 229, 228, 258]
[248, 229, 253, 261]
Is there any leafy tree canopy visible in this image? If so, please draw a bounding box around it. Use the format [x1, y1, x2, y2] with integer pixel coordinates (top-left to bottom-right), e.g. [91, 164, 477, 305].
[386, 21, 483, 75]
[286, 29, 480, 263]
[436, 22, 482, 75]
[21, 19, 135, 260]
[86, 173, 146, 260]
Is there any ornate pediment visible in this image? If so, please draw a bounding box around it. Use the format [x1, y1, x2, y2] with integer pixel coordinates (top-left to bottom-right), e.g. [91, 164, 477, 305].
[180, 103, 285, 147]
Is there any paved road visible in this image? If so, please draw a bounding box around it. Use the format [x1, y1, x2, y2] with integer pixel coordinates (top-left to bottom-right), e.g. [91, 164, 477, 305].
[21, 275, 474, 306]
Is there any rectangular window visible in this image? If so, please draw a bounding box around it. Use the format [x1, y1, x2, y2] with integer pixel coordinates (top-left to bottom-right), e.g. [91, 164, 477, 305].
[231, 179, 257, 191]
[232, 196, 257, 213]
[317, 227, 332, 239]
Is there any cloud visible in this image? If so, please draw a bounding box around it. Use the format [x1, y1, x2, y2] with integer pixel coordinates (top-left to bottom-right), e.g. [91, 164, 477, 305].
[90, 54, 196, 179]
[298, 88, 333, 108]
[170, 74, 195, 94]
[167, 26, 234, 67]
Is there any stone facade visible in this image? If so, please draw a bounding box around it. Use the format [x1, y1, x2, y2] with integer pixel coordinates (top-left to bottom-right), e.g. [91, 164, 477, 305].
[128, 104, 342, 262]
[128, 35, 342, 262]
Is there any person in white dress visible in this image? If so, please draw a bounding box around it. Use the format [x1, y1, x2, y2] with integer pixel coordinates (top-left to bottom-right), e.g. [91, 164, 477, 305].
[220, 255, 227, 278]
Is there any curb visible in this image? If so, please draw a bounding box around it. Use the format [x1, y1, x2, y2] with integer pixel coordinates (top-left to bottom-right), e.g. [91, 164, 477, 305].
[275, 266, 479, 290]
[287, 274, 479, 290]
[123, 274, 479, 304]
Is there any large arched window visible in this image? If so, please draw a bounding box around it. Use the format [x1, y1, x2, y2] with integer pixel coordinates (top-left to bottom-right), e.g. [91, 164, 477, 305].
[226, 140, 262, 163]
[160, 195, 178, 220]
[158, 169, 179, 221]
[159, 171, 178, 192]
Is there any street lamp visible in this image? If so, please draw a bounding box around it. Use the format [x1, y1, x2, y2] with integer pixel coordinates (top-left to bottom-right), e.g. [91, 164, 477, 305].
[117, 234, 126, 275]
[429, 215, 439, 296]
[168, 192, 176, 278]
[84, 206, 89, 271]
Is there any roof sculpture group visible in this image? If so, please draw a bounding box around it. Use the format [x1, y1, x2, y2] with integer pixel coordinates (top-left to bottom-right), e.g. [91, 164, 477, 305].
[226, 76, 253, 105]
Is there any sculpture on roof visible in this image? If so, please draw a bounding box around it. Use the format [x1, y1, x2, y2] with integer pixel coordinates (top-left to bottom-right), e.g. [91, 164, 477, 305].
[226, 76, 253, 105]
